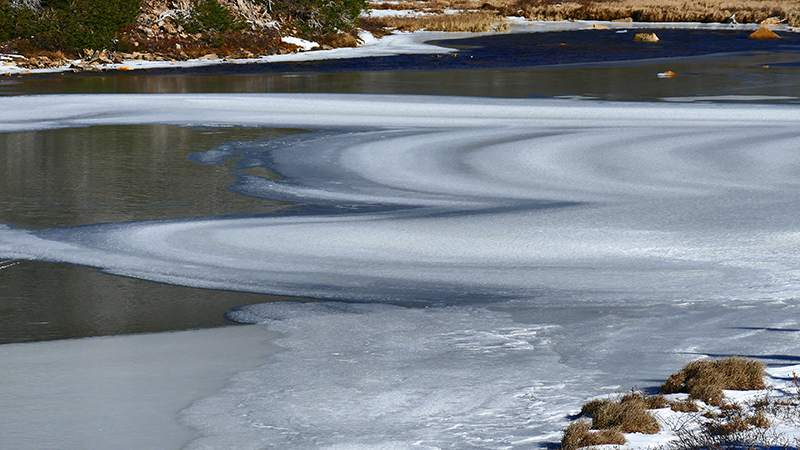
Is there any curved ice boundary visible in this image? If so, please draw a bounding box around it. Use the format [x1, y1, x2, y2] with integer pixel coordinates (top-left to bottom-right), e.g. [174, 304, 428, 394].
[2, 94, 800, 302]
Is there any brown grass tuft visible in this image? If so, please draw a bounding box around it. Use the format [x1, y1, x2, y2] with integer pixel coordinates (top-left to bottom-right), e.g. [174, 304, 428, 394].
[669, 398, 700, 412]
[660, 357, 766, 406]
[592, 396, 661, 434]
[561, 419, 626, 450]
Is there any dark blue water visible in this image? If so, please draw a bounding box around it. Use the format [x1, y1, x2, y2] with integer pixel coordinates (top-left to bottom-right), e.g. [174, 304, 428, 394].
[174, 28, 800, 75]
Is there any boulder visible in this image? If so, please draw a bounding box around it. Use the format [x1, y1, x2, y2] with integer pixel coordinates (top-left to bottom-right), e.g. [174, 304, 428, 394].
[760, 17, 783, 25]
[633, 32, 659, 42]
[586, 24, 609, 30]
[749, 26, 781, 39]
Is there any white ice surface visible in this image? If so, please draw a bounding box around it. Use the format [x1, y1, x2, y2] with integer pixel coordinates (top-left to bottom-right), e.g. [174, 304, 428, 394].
[0, 325, 278, 450]
[3, 94, 800, 449]
[2, 95, 800, 301]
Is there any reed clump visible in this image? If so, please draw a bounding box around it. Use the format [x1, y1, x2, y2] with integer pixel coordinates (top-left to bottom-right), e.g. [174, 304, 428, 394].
[660, 357, 766, 406]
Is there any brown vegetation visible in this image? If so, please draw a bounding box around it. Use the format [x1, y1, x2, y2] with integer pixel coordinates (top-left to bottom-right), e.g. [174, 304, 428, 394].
[367, 11, 507, 32]
[498, 0, 800, 26]
[592, 396, 662, 434]
[561, 419, 626, 450]
[561, 357, 776, 450]
[669, 398, 699, 412]
[368, 0, 800, 27]
[661, 357, 766, 406]
[566, 391, 663, 450]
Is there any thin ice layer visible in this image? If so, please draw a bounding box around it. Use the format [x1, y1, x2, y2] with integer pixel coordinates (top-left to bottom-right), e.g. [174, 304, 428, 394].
[182, 300, 800, 450]
[1, 96, 800, 302]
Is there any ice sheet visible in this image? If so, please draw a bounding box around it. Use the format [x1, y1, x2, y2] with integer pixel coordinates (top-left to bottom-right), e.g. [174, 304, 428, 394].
[1, 95, 800, 303]
[0, 325, 279, 450]
[3, 94, 800, 449]
[183, 301, 800, 450]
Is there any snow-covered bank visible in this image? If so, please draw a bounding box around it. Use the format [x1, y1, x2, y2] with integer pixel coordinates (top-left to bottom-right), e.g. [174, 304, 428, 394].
[1, 20, 797, 76]
[0, 30, 458, 76]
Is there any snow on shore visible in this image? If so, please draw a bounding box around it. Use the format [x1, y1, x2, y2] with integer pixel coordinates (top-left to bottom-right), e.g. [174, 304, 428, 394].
[1, 20, 796, 76]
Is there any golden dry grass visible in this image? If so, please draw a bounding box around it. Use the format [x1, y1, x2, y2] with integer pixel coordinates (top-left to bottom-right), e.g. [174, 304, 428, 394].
[505, 0, 800, 25]
[369, 0, 800, 26]
[370, 0, 519, 14]
[561, 419, 627, 450]
[369, 11, 507, 32]
[669, 398, 700, 413]
[661, 357, 766, 406]
[590, 393, 662, 434]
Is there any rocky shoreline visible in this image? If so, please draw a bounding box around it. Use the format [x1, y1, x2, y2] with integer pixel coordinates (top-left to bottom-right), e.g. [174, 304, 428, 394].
[1, 0, 798, 76]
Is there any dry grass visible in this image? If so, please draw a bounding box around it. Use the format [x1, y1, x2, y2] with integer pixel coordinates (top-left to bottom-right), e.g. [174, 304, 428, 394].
[370, 0, 519, 14]
[661, 357, 766, 406]
[562, 358, 787, 450]
[561, 419, 627, 450]
[370, 0, 800, 27]
[669, 398, 700, 413]
[590, 393, 662, 434]
[502, 0, 800, 26]
[369, 11, 507, 32]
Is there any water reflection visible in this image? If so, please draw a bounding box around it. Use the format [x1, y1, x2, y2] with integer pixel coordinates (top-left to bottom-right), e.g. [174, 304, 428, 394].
[0, 125, 310, 343]
[0, 125, 302, 229]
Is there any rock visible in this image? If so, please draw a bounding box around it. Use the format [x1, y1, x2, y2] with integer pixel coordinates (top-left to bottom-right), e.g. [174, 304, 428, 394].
[586, 24, 609, 30]
[70, 62, 101, 72]
[116, 66, 135, 71]
[657, 70, 676, 78]
[162, 22, 178, 34]
[749, 26, 781, 40]
[199, 53, 219, 60]
[633, 32, 659, 42]
[760, 17, 783, 25]
[97, 50, 112, 64]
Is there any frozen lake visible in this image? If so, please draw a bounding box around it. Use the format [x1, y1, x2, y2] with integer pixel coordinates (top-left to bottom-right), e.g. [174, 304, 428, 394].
[2, 28, 800, 450]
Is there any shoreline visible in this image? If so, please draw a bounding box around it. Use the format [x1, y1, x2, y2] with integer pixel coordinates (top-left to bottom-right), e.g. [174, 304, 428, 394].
[1, 20, 797, 78]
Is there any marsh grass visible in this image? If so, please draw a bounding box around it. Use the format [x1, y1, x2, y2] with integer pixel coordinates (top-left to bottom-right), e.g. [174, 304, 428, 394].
[501, 0, 800, 25]
[369, 0, 800, 26]
[661, 357, 766, 406]
[369, 11, 506, 32]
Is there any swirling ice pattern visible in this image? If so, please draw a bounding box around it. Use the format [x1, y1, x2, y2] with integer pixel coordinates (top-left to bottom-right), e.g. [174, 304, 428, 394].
[2, 94, 800, 304]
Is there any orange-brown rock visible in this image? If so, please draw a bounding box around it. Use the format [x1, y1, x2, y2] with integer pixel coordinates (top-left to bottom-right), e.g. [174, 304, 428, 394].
[749, 26, 781, 40]
[633, 32, 659, 42]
